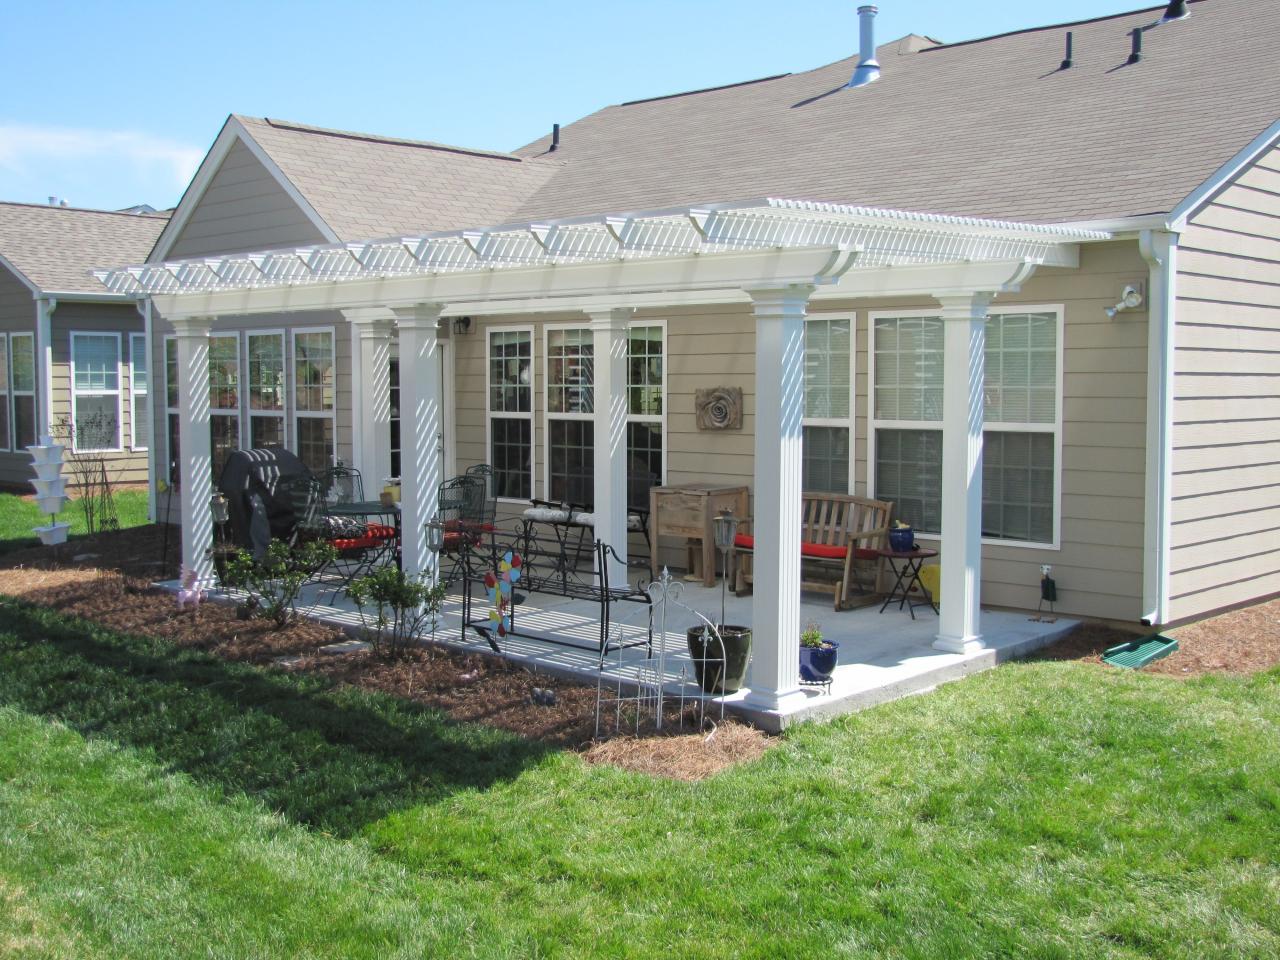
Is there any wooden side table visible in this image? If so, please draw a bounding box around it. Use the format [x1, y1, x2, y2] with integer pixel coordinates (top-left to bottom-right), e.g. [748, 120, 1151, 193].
[649, 483, 749, 586]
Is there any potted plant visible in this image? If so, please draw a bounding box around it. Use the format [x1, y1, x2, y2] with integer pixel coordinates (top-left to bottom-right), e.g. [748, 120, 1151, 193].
[799, 621, 840, 683]
[888, 520, 915, 553]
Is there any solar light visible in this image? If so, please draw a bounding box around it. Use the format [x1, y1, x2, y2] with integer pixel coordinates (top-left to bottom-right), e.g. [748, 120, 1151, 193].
[425, 517, 445, 554]
[712, 510, 738, 627]
[209, 492, 229, 525]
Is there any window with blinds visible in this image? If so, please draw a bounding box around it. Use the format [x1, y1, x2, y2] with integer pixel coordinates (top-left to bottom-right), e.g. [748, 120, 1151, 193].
[70, 333, 121, 451]
[546, 327, 595, 505]
[129, 334, 148, 451]
[626, 324, 665, 500]
[871, 310, 1060, 545]
[488, 328, 533, 499]
[803, 316, 852, 493]
[294, 329, 335, 474]
[209, 335, 240, 481]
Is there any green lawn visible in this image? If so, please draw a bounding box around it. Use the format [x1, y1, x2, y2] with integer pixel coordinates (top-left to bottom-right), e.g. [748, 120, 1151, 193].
[0, 490, 149, 554]
[0, 596, 1277, 958]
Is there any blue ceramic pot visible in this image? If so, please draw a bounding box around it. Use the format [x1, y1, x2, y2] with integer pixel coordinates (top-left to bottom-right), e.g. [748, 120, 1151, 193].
[799, 641, 840, 682]
[888, 528, 914, 552]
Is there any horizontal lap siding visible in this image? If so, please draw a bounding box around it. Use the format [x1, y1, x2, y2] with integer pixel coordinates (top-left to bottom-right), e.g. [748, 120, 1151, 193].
[165, 140, 329, 258]
[1170, 143, 1280, 621]
[450, 240, 1150, 620]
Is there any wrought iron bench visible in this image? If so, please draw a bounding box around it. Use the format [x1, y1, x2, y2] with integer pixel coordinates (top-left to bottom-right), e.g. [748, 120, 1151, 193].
[734, 492, 893, 610]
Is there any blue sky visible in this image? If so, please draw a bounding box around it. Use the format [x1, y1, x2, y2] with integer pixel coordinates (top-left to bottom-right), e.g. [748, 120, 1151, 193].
[0, 0, 1156, 211]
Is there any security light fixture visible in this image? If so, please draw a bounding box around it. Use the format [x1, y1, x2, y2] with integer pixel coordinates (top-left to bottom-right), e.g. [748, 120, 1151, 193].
[1105, 283, 1145, 318]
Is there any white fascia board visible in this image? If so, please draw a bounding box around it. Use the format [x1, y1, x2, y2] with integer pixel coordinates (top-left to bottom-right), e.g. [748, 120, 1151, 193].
[149, 116, 339, 263]
[1057, 214, 1170, 236]
[1166, 118, 1280, 232]
[39, 290, 140, 304]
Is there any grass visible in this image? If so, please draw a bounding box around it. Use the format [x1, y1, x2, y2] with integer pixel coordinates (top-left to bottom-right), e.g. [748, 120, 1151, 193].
[0, 489, 149, 554]
[0, 596, 1278, 958]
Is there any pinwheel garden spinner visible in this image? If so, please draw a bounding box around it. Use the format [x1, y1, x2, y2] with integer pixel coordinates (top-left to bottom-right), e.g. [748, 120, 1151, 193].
[484, 551, 523, 637]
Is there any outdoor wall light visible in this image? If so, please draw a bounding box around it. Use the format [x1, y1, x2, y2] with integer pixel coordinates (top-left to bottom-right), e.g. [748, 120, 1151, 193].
[425, 517, 445, 553]
[451, 315, 473, 336]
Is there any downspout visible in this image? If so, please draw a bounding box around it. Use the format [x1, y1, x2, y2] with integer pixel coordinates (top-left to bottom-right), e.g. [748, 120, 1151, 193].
[138, 297, 157, 523]
[34, 296, 56, 444]
[1139, 229, 1178, 626]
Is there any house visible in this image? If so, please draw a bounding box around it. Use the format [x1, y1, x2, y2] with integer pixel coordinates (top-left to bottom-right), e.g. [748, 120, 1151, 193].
[0, 201, 168, 488]
[97, 0, 1278, 720]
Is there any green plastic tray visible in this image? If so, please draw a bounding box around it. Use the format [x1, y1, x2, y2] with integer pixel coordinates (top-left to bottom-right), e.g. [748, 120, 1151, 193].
[1102, 634, 1179, 669]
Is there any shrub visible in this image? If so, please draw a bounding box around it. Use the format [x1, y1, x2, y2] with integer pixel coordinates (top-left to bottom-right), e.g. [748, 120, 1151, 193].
[345, 566, 447, 660]
[222, 539, 336, 628]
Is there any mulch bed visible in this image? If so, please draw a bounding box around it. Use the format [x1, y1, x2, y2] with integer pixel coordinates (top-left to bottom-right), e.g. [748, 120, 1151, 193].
[0, 533, 770, 779]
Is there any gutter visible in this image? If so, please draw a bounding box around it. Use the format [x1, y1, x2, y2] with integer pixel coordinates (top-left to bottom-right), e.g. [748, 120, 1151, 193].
[1139, 229, 1178, 626]
[34, 296, 56, 445]
[138, 297, 157, 523]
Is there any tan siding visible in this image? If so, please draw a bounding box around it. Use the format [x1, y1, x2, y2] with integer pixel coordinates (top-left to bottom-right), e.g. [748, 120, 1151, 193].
[166, 140, 329, 259]
[0, 266, 36, 485]
[1170, 141, 1280, 619]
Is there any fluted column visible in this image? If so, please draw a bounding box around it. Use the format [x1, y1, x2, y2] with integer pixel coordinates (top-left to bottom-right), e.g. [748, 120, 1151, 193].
[933, 292, 994, 654]
[391, 304, 444, 580]
[173, 316, 213, 586]
[744, 284, 813, 712]
[587, 307, 633, 584]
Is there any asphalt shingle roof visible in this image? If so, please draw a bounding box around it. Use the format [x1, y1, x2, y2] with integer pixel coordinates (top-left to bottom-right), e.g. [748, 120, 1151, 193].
[0, 202, 168, 294]
[502, 0, 1278, 224]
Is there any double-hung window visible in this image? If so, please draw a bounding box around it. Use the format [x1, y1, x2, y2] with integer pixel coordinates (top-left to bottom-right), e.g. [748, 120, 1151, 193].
[0, 336, 9, 450]
[626, 324, 664, 499]
[8, 334, 34, 451]
[164, 336, 179, 485]
[544, 327, 594, 506]
[803, 316, 853, 493]
[129, 334, 148, 451]
[209, 335, 240, 481]
[70, 333, 122, 451]
[488, 328, 533, 500]
[870, 308, 1061, 546]
[293, 329, 335, 474]
[246, 331, 286, 449]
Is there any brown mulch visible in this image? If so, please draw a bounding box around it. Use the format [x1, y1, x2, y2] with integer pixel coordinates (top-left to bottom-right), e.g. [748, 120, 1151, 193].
[1034, 596, 1280, 678]
[0, 543, 769, 779]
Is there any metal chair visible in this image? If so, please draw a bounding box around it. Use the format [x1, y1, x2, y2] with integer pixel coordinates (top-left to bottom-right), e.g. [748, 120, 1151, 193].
[464, 463, 497, 526]
[322, 464, 364, 504]
[437, 475, 486, 585]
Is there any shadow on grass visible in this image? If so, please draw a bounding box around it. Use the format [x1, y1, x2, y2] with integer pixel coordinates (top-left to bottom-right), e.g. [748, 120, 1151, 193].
[0, 596, 548, 836]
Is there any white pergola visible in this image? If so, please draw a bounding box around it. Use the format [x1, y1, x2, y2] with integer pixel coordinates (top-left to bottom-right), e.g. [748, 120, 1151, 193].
[98, 198, 1108, 719]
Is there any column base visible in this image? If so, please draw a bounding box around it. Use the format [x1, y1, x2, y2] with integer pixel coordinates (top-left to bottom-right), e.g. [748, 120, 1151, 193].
[933, 633, 985, 655]
[742, 685, 810, 713]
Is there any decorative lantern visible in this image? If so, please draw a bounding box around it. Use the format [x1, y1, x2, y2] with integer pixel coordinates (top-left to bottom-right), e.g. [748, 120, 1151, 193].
[209, 492, 230, 525]
[711, 509, 738, 628]
[425, 517, 445, 554]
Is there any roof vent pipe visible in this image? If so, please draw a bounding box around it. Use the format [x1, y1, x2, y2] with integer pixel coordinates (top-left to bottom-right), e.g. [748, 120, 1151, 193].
[1128, 26, 1143, 64]
[848, 5, 880, 88]
[1060, 31, 1073, 69]
[550, 123, 560, 152]
[1161, 0, 1189, 23]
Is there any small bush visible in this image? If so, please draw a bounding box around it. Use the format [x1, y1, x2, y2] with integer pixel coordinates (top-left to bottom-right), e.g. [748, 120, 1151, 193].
[222, 539, 337, 628]
[346, 566, 447, 659]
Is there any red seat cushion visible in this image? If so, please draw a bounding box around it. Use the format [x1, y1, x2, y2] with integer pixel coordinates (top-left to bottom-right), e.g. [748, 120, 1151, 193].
[800, 541, 849, 561]
[367, 523, 397, 540]
[734, 533, 755, 550]
[328, 536, 383, 551]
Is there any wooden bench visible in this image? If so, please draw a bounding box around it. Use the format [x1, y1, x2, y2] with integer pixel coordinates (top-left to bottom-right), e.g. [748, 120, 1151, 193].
[733, 493, 893, 610]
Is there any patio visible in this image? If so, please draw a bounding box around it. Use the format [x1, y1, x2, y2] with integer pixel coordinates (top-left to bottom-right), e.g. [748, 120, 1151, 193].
[243, 571, 1078, 732]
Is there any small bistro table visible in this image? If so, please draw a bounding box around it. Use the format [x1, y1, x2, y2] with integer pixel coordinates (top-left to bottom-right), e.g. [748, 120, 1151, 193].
[876, 546, 939, 619]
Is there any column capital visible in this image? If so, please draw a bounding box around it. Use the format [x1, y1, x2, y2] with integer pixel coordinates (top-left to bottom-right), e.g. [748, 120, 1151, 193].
[343, 306, 397, 333]
[933, 291, 997, 320]
[169, 315, 212, 338]
[390, 302, 446, 330]
[585, 306, 634, 330]
[745, 283, 816, 316]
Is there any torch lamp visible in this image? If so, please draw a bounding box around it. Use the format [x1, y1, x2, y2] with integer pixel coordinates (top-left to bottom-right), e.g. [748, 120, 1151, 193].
[711, 509, 738, 628]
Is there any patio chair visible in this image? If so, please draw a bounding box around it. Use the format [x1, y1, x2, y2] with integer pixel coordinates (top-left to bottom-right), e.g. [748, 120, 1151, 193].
[437, 475, 487, 585]
[322, 463, 364, 503]
[464, 463, 497, 527]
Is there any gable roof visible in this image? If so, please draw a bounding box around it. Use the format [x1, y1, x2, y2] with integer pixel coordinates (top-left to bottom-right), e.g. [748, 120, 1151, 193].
[504, 0, 1279, 224]
[0, 201, 168, 295]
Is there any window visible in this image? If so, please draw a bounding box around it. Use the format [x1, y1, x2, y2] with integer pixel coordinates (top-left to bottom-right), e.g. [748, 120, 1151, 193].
[0, 336, 9, 450]
[488, 328, 533, 499]
[293, 329, 335, 474]
[70, 333, 121, 451]
[129, 334, 148, 451]
[209, 335, 240, 482]
[9, 334, 34, 451]
[246, 331, 286, 450]
[803, 316, 852, 493]
[545, 327, 594, 505]
[388, 356, 401, 480]
[164, 336, 179, 485]
[870, 309, 1061, 546]
[626, 324, 664, 496]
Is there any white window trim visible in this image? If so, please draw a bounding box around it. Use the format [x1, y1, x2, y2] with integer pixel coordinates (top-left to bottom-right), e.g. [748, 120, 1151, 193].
[292, 326, 338, 469]
[10, 333, 35, 453]
[866, 305, 1065, 551]
[0, 334, 13, 452]
[245, 328, 288, 450]
[69, 331, 124, 453]
[542, 323, 595, 504]
[626, 318, 667, 487]
[803, 312, 856, 494]
[128, 332, 148, 451]
[486, 324, 536, 503]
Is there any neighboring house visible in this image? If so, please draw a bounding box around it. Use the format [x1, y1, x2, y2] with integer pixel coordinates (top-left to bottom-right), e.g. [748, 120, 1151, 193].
[0, 201, 168, 488]
[97, 0, 1278, 716]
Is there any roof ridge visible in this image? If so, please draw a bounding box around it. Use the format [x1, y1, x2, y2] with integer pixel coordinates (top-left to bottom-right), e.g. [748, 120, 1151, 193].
[619, 72, 793, 108]
[255, 117, 532, 164]
[921, 0, 1207, 53]
[0, 200, 169, 220]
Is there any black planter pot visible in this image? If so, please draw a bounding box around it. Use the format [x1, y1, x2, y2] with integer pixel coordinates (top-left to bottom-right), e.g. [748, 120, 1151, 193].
[799, 641, 840, 682]
[686, 625, 752, 695]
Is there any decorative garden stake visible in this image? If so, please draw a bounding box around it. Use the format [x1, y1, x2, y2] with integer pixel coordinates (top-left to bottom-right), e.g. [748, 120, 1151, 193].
[176, 565, 205, 612]
[484, 550, 522, 637]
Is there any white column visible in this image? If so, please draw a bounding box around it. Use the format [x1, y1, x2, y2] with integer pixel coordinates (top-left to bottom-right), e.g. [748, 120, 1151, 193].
[933, 293, 994, 654]
[744, 285, 813, 712]
[35, 297, 55, 443]
[173, 316, 214, 586]
[392, 304, 444, 581]
[345, 309, 396, 487]
[587, 307, 633, 583]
